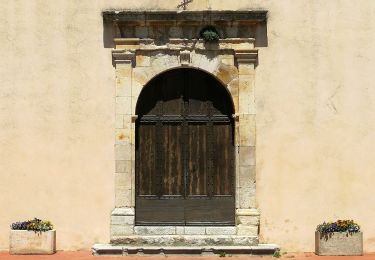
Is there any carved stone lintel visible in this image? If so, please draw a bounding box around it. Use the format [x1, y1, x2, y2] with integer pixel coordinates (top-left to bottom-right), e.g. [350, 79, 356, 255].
[180, 50, 191, 65]
[112, 50, 135, 66]
[235, 49, 258, 64]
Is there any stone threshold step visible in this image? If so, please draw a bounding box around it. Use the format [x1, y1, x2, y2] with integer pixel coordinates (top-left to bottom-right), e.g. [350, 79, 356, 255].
[110, 235, 258, 246]
[92, 244, 280, 255]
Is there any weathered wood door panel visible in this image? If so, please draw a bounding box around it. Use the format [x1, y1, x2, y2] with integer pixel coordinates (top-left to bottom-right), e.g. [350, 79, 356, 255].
[187, 123, 208, 196]
[135, 69, 235, 226]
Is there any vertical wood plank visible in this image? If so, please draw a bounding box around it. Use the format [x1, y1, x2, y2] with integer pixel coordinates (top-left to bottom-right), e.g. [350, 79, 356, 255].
[161, 123, 184, 196]
[212, 123, 234, 195]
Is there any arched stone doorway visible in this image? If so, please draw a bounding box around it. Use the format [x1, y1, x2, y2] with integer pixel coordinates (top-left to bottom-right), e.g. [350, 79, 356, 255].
[135, 68, 235, 226]
[105, 10, 266, 246]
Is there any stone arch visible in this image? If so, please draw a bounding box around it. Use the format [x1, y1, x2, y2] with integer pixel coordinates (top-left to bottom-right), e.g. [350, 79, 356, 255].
[135, 67, 235, 116]
[132, 63, 239, 114]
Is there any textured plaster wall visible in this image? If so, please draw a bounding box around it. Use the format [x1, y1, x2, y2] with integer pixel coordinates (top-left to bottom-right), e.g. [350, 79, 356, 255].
[0, 0, 375, 252]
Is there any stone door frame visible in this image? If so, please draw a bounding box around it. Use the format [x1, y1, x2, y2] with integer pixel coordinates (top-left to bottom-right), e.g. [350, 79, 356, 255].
[104, 10, 266, 243]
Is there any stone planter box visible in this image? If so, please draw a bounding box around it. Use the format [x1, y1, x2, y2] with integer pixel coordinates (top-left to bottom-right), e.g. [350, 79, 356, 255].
[9, 230, 56, 255]
[315, 231, 363, 256]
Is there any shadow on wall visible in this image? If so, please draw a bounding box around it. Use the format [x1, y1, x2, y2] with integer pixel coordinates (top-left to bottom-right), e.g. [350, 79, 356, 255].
[102, 12, 268, 49]
[103, 19, 115, 49]
[255, 21, 268, 48]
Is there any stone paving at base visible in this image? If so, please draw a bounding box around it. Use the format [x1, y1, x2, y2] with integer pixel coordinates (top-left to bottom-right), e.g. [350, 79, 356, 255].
[0, 251, 375, 260]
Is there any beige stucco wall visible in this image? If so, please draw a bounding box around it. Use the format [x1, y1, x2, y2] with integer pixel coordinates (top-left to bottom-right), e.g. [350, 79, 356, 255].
[0, 0, 374, 252]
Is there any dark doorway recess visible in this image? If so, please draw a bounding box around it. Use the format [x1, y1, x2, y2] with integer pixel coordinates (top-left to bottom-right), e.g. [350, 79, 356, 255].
[135, 68, 235, 226]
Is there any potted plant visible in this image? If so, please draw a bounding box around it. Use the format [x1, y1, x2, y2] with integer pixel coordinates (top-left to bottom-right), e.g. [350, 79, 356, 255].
[9, 218, 56, 255]
[199, 25, 220, 43]
[315, 219, 362, 256]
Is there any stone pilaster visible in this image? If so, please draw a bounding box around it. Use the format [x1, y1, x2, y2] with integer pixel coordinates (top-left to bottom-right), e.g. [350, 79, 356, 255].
[112, 50, 136, 238]
[234, 50, 258, 234]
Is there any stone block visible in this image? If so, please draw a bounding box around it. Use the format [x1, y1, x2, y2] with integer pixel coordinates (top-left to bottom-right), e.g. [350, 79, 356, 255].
[115, 160, 131, 173]
[131, 188, 135, 207]
[232, 96, 239, 115]
[115, 114, 124, 129]
[184, 226, 206, 235]
[123, 115, 132, 131]
[133, 67, 155, 86]
[151, 53, 179, 73]
[114, 172, 132, 190]
[315, 232, 363, 256]
[214, 63, 238, 85]
[131, 96, 138, 116]
[237, 225, 258, 236]
[227, 78, 239, 97]
[136, 54, 151, 67]
[116, 97, 132, 115]
[115, 144, 132, 161]
[131, 80, 143, 99]
[239, 146, 255, 166]
[115, 129, 131, 144]
[180, 50, 191, 65]
[238, 63, 255, 75]
[221, 58, 234, 66]
[115, 188, 132, 208]
[9, 230, 56, 255]
[110, 235, 259, 247]
[239, 165, 256, 188]
[235, 183, 240, 209]
[239, 115, 256, 146]
[238, 77, 255, 114]
[110, 225, 134, 236]
[205, 227, 236, 235]
[111, 207, 135, 216]
[176, 226, 184, 235]
[92, 244, 123, 255]
[116, 76, 132, 97]
[236, 208, 260, 216]
[232, 42, 255, 51]
[193, 52, 220, 75]
[111, 215, 134, 225]
[236, 215, 260, 226]
[134, 226, 176, 235]
[130, 126, 135, 146]
[116, 65, 132, 78]
[239, 187, 256, 209]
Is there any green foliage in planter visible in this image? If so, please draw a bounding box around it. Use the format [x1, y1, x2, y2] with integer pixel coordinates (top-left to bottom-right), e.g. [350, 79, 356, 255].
[316, 219, 360, 235]
[11, 218, 53, 233]
[199, 26, 220, 43]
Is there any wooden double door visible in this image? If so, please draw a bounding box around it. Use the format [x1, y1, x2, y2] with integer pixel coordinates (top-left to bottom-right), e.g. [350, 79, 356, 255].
[135, 69, 235, 226]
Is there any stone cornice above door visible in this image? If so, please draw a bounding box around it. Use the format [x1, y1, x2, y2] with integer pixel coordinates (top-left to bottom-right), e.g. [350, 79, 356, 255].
[103, 10, 267, 24]
[103, 10, 267, 48]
